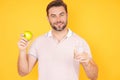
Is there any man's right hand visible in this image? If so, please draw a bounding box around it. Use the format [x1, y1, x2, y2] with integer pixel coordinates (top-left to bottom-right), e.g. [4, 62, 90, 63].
[18, 34, 29, 51]
[17, 34, 37, 76]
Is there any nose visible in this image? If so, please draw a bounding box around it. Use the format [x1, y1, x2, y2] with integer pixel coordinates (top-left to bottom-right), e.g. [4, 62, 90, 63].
[56, 16, 61, 22]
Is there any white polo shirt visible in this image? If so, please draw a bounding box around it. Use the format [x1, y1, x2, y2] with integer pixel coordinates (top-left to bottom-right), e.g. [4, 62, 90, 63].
[28, 29, 92, 80]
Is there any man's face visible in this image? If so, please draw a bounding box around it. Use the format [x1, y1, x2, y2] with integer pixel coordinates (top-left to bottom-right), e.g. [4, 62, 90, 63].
[47, 6, 68, 31]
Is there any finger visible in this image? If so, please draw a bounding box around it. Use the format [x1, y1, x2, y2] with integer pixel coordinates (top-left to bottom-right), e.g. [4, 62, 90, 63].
[19, 43, 26, 47]
[75, 53, 88, 60]
[21, 38, 28, 43]
[18, 39, 28, 45]
[20, 34, 24, 37]
[74, 54, 89, 62]
[18, 41, 27, 47]
[75, 55, 82, 60]
[20, 34, 28, 41]
[74, 52, 84, 59]
[18, 40, 28, 49]
[19, 40, 27, 45]
[80, 58, 89, 63]
[18, 39, 28, 47]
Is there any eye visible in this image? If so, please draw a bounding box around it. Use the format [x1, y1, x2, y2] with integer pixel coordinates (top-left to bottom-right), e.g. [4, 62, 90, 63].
[51, 14, 56, 18]
[60, 12, 64, 16]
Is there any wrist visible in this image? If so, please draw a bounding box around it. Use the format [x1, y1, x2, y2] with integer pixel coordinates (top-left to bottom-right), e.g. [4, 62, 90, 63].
[19, 49, 27, 53]
[81, 59, 90, 66]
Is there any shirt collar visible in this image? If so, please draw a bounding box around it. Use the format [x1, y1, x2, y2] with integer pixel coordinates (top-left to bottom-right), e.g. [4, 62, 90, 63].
[47, 29, 73, 38]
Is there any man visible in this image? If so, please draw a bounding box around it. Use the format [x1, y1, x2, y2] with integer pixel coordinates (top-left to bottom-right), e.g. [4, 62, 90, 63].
[17, 0, 98, 80]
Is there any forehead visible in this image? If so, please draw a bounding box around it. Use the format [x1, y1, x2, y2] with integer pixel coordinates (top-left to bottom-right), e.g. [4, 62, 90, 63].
[48, 6, 66, 15]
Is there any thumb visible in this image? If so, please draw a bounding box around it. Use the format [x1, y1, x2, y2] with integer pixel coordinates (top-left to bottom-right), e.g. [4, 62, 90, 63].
[20, 33, 28, 41]
[20, 33, 24, 37]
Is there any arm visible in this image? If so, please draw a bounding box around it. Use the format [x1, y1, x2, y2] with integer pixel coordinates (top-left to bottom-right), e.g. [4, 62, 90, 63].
[74, 40, 98, 80]
[81, 59, 98, 80]
[17, 36, 37, 76]
[74, 51, 98, 80]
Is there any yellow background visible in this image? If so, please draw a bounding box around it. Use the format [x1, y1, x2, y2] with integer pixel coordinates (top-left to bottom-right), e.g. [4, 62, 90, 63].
[0, 0, 120, 80]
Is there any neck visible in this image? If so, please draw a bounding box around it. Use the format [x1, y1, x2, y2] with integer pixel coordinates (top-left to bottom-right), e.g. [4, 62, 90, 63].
[52, 28, 68, 42]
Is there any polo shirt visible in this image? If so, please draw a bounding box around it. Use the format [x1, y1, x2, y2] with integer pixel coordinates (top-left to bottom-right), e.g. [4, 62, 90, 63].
[28, 29, 92, 80]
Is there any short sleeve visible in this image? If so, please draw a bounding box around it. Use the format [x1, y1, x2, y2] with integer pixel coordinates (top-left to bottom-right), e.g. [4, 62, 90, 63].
[28, 40, 38, 59]
[82, 39, 92, 59]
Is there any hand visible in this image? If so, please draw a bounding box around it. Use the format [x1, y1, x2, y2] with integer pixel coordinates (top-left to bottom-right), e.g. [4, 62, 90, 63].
[18, 34, 29, 51]
[74, 49, 90, 63]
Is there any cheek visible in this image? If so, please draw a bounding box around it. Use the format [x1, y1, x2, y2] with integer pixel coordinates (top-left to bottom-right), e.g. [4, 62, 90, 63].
[49, 18, 56, 24]
[62, 16, 67, 21]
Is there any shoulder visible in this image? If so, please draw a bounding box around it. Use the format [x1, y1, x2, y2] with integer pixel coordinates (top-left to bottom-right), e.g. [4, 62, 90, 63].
[72, 33, 85, 42]
[35, 34, 46, 42]
[31, 33, 48, 45]
[72, 33, 89, 45]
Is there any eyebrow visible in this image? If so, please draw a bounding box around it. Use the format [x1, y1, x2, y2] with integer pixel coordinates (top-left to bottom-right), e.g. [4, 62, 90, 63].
[60, 12, 65, 15]
[50, 11, 65, 16]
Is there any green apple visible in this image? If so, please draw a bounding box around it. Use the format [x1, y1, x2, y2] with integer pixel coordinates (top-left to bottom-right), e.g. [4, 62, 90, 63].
[23, 31, 33, 41]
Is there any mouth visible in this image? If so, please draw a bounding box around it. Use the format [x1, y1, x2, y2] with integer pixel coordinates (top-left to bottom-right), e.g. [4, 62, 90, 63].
[55, 22, 64, 26]
[57, 23, 63, 26]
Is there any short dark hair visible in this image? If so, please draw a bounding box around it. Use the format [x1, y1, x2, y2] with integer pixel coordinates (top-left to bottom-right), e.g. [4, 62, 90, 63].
[46, 0, 67, 16]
